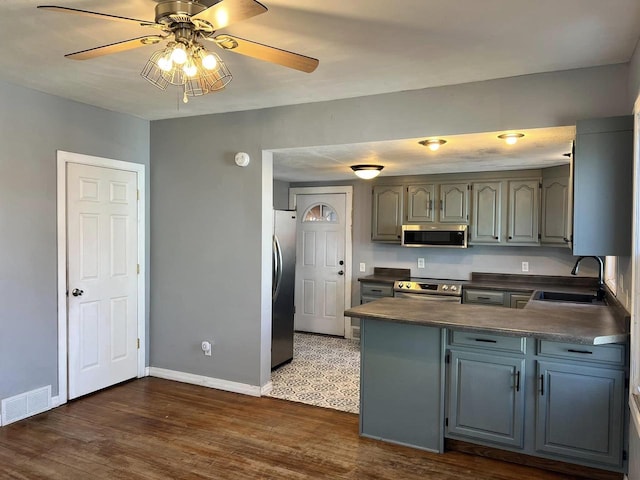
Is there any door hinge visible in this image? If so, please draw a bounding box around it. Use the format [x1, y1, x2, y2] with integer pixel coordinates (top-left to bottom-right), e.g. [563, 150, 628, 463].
[445, 353, 450, 364]
[137, 338, 140, 349]
[445, 417, 449, 427]
[623, 450, 628, 461]
[467, 184, 470, 190]
[539, 182, 542, 189]
[538, 233, 541, 240]
[137, 264, 140, 274]
[137, 189, 140, 200]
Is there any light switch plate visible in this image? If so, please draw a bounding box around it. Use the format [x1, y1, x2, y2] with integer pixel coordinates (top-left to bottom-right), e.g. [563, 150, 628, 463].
[522, 261, 529, 272]
[359, 262, 366, 272]
[418, 258, 425, 268]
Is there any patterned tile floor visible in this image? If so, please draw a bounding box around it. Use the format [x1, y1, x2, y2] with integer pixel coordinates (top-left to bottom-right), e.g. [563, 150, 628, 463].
[267, 332, 360, 414]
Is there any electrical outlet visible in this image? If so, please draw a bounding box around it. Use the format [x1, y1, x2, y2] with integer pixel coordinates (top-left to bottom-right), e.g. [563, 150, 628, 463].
[359, 262, 366, 272]
[202, 341, 212, 356]
[418, 258, 425, 269]
[521, 261, 529, 273]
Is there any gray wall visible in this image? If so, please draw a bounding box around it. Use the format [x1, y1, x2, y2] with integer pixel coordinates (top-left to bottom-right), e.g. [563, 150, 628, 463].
[150, 64, 629, 389]
[0, 80, 150, 400]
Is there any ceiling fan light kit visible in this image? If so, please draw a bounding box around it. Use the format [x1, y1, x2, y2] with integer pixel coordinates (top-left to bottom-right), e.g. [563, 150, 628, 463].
[351, 165, 384, 180]
[38, 0, 319, 103]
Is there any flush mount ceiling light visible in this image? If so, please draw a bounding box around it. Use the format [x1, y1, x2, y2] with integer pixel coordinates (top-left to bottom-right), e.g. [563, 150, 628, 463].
[418, 139, 447, 152]
[38, 0, 319, 103]
[351, 165, 384, 180]
[498, 133, 525, 145]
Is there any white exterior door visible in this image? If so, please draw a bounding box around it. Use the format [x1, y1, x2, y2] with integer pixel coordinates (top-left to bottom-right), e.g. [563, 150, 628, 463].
[67, 163, 139, 399]
[295, 194, 347, 336]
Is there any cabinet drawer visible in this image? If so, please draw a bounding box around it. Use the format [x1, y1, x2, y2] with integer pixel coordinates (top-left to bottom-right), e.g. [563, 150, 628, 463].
[537, 341, 625, 366]
[361, 283, 394, 297]
[463, 289, 505, 305]
[449, 330, 526, 354]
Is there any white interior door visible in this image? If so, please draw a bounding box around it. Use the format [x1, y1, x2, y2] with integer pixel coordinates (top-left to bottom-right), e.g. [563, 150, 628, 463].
[294, 193, 346, 336]
[67, 163, 139, 399]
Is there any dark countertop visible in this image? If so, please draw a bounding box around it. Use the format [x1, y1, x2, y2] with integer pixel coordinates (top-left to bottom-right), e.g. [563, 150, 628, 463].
[465, 272, 600, 294]
[345, 295, 630, 345]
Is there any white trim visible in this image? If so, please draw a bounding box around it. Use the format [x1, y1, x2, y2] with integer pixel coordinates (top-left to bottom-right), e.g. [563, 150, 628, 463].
[288, 186, 354, 338]
[144, 367, 151, 376]
[57, 150, 146, 406]
[51, 396, 60, 408]
[149, 367, 264, 397]
[631, 95, 640, 440]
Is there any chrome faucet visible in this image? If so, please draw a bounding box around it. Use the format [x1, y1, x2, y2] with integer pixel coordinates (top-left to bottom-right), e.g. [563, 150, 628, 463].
[570, 256, 605, 300]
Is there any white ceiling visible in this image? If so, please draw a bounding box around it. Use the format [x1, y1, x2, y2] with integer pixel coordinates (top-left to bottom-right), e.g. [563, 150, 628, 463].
[2, 1, 638, 181]
[272, 126, 576, 182]
[1, 0, 639, 121]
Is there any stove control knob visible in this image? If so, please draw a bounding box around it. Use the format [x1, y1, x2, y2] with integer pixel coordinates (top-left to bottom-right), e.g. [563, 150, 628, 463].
[442, 285, 449, 291]
[405, 283, 412, 289]
[398, 282, 403, 288]
[451, 285, 458, 292]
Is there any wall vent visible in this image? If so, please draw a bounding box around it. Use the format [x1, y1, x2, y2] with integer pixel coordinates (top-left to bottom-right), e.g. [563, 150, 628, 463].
[1, 385, 51, 426]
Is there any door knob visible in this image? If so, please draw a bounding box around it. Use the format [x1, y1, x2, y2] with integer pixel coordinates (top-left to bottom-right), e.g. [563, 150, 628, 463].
[72, 288, 84, 297]
[339, 260, 344, 265]
[338, 270, 344, 276]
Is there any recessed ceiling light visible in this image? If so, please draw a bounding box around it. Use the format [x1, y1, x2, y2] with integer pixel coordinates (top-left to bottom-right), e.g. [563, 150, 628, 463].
[418, 139, 447, 151]
[498, 133, 525, 145]
[351, 165, 384, 179]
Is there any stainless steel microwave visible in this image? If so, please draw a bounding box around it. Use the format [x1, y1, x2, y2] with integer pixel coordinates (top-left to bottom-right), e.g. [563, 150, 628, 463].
[401, 224, 468, 248]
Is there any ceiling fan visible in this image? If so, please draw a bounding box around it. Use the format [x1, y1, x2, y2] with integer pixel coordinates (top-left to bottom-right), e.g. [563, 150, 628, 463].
[38, 0, 319, 102]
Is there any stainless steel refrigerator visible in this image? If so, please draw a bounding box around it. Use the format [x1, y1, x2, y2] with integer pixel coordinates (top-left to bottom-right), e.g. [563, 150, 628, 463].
[272, 210, 296, 369]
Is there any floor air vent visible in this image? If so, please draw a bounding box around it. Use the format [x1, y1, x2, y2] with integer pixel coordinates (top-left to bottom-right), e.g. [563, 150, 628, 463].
[1, 385, 51, 426]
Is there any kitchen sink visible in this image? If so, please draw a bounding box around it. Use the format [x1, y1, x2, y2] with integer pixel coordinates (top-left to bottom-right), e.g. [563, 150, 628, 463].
[532, 290, 607, 305]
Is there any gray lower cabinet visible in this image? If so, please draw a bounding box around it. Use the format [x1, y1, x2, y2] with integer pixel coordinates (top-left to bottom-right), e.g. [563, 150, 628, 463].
[535, 360, 625, 467]
[463, 288, 531, 309]
[509, 294, 530, 309]
[360, 318, 444, 452]
[444, 330, 627, 472]
[447, 350, 525, 448]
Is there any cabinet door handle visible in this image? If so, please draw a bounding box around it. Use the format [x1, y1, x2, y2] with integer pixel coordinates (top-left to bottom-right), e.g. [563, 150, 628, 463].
[440, 200, 443, 211]
[371, 289, 382, 293]
[539, 374, 544, 396]
[515, 371, 521, 392]
[474, 338, 497, 343]
[477, 296, 492, 301]
[567, 349, 593, 355]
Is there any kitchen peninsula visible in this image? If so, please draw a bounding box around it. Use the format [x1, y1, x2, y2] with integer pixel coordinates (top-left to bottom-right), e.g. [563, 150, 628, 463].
[346, 278, 630, 478]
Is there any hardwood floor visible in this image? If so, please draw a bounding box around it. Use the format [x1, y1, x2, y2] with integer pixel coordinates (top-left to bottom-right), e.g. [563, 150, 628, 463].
[0, 378, 603, 479]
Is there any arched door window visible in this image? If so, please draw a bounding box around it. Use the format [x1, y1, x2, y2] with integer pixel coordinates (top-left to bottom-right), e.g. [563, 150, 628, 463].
[302, 203, 338, 223]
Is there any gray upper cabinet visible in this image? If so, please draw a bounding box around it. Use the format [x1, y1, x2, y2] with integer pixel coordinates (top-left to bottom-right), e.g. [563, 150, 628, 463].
[507, 179, 540, 245]
[573, 116, 633, 256]
[371, 185, 403, 242]
[439, 182, 469, 223]
[541, 175, 570, 246]
[470, 181, 502, 244]
[536, 360, 625, 467]
[407, 184, 436, 223]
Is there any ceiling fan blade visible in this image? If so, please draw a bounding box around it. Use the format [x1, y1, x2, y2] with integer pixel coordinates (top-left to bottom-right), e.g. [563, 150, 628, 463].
[37, 5, 157, 27]
[212, 35, 319, 73]
[192, 0, 267, 30]
[65, 36, 164, 61]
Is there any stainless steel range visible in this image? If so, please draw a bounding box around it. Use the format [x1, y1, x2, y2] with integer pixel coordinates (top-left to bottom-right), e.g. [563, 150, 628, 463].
[393, 278, 464, 303]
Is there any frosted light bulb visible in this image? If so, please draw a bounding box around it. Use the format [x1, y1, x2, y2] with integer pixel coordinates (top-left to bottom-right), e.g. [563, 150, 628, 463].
[171, 45, 188, 65]
[428, 142, 440, 151]
[184, 63, 198, 77]
[202, 53, 218, 70]
[505, 135, 518, 145]
[158, 56, 173, 72]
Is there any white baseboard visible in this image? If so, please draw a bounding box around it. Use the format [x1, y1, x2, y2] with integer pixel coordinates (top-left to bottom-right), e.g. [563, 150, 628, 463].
[261, 381, 273, 395]
[148, 367, 265, 397]
[144, 367, 151, 377]
[51, 395, 61, 408]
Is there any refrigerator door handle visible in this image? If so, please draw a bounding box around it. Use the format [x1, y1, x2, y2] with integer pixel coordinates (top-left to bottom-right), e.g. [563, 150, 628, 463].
[272, 234, 284, 300]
